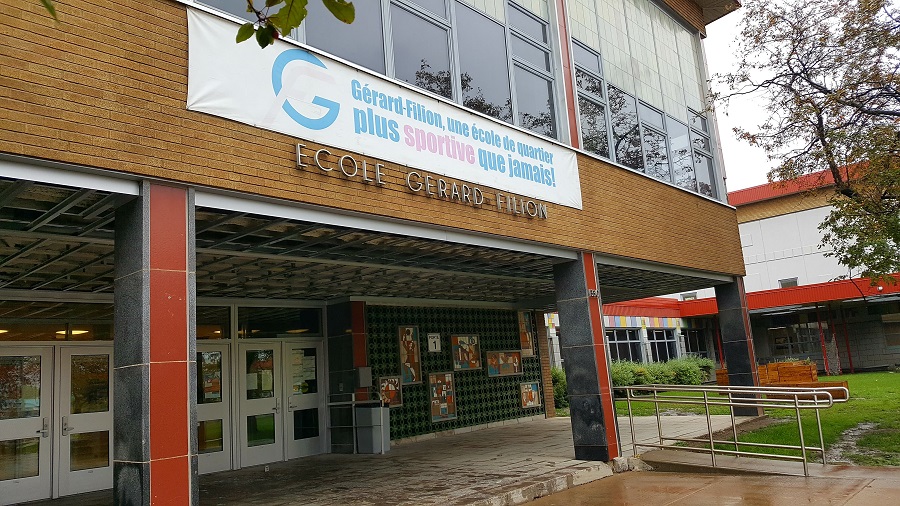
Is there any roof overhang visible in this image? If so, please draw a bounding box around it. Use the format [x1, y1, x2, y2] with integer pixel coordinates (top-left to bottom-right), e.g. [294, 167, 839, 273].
[695, 0, 742, 25]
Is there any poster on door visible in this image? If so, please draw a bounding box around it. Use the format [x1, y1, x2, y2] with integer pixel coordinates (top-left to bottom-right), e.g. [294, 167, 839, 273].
[291, 348, 317, 394]
[429, 372, 456, 422]
[399, 326, 422, 385]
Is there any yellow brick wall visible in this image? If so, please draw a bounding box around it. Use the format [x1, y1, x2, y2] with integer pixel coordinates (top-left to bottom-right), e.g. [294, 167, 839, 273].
[735, 191, 832, 224]
[0, 0, 745, 276]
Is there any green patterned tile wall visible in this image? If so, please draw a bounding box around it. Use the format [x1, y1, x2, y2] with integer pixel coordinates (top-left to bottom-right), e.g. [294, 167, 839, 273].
[367, 305, 545, 440]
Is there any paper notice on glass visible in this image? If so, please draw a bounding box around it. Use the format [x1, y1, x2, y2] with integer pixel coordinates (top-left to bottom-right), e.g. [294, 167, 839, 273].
[260, 370, 273, 391]
[246, 373, 259, 390]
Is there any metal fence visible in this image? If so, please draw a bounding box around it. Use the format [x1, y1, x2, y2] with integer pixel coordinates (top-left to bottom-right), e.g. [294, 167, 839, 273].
[621, 384, 850, 476]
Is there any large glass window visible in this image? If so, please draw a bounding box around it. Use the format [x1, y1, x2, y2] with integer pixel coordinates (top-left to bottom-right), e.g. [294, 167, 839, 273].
[390, 4, 453, 99]
[647, 329, 677, 362]
[237, 307, 323, 338]
[456, 3, 513, 122]
[509, 3, 556, 138]
[669, 119, 696, 191]
[608, 86, 643, 171]
[606, 329, 642, 362]
[574, 42, 609, 158]
[769, 323, 819, 357]
[514, 67, 555, 138]
[690, 110, 717, 198]
[684, 329, 708, 358]
[305, 0, 386, 73]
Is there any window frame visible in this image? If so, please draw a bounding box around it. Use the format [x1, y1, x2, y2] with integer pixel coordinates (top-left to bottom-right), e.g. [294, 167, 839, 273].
[572, 40, 614, 159]
[605, 328, 644, 362]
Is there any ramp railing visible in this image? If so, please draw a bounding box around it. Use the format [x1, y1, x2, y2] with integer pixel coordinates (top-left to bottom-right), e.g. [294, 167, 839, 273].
[621, 384, 849, 476]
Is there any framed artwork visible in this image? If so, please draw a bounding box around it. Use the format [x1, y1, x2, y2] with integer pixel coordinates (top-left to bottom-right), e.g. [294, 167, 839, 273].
[429, 372, 457, 422]
[485, 350, 523, 377]
[451, 334, 481, 371]
[520, 381, 541, 408]
[378, 376, 402, 408]
[399, 325, 422, 384]
[518, 310, 535, 357]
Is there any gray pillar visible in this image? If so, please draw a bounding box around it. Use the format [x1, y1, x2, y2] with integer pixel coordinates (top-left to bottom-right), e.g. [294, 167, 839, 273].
[553, 253, 618, 461]
[113, 183, 197, 505]
[715, 277, 763, 417]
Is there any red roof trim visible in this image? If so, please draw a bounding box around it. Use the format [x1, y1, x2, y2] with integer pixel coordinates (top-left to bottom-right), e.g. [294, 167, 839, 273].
[727, 170, 834, 206]
[604, 297, 682, 317]
[675, 276, 900, 317]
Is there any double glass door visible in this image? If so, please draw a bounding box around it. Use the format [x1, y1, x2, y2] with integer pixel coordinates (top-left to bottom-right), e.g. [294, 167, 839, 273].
[0, 346, 112, 505]
[238, 340, 325, 468]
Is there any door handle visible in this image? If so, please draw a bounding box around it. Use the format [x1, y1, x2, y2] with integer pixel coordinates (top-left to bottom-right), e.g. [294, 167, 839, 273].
[36, 417, 49, 438]
[62, 415, 73, 436]
[273, 398, 280, 414]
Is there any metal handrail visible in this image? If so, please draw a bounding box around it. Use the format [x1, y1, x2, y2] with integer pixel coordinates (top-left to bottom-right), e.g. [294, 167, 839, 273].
[622, 384, 849, 476]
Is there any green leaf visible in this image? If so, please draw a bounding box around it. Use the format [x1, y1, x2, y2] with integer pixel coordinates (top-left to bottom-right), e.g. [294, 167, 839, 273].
[270, 0, 308, 34]
[236, 22, 256, 43]
[266, 0, 282, 6]
[255, 23, 276, 48]
[40, 0, 58, 21]
[322, 0, 354, 24]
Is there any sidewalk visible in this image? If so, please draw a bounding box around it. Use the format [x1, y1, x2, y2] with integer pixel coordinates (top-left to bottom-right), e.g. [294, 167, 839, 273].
[28, 415, 744, 506]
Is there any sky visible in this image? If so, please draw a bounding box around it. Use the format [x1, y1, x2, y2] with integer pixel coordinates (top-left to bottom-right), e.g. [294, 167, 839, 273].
[703, 9, 773, 192]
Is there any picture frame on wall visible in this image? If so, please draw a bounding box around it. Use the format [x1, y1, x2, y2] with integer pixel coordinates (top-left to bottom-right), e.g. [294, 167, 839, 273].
[378, 376, 403, 407]
[520, 381, 541, 408]
[429, 372, 457, 422]
[451, 334, 481, 371]
[399, 325, 422, 385]
[485, 350, 523, 377]
[518, 310, 535, 357]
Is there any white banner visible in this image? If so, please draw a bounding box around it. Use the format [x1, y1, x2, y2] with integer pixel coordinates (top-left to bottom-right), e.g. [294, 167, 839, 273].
[186, 10, 582, 209]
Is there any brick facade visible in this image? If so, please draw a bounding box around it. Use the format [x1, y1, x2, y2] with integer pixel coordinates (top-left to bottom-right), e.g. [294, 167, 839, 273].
[0, 0, 746, 277]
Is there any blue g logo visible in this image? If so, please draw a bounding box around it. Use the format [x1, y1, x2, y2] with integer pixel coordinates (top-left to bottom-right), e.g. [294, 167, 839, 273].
[272, 49, 340, 130]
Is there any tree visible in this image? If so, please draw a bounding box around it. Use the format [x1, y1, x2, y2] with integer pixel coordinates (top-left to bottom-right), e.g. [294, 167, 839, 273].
[714, 0, 900, 282]
[38, 1, 355, 48]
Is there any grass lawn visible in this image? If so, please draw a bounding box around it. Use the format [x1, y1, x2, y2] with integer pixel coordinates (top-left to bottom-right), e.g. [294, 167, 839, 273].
[728, 371, 900, 465]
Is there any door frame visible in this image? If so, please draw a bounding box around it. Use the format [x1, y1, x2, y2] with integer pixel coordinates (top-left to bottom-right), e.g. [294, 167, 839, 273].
[281, 339, 327, 460]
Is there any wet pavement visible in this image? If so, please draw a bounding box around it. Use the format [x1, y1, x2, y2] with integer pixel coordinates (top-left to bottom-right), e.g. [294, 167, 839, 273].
[26, 415, 747, 506]
[529, 470, 900, 506]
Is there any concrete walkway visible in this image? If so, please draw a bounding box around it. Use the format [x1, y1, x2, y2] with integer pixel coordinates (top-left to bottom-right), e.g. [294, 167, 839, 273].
[28, 415, 745, 506]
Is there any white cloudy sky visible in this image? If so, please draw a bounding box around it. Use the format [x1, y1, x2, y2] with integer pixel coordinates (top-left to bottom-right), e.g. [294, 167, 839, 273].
[703, 9, 773, 192]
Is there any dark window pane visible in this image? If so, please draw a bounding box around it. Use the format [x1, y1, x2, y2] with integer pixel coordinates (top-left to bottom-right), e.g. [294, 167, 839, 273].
[642, 128, 670, 182]
[0, 356, 41, 420]
[237, 307, 322, 338]
[639, 103, 665, 130]
[669, 119, 696, 191]
[293, 408, 320, 440]
[608, 87, 643, 170]
[694, 152, 717, 198]
[70, 431, 109, 471]
[247, 414, 276, 447]
[457, 4, 512, 122]
[0, 438, 40, 480]
[198, 306, 230, 340]
[198, 419, 224, 454]
[70, 355, 109, 414]
[514, 66, 556, 138]
[692, 133, 711, 152]
[509, 5, 547, 42]
[199, 0, 259, 23]
[306, 0, 385, 73]
[575, 69, 603, 97]
[409, 0, 446, 17]
[690, 112, 709, 133]
[512, 35, 550, 71]
[578, 96, 609, 158]
[572, 43, 601, 74]
[197, 352, 223, 404]
[391, 5, 452, 98]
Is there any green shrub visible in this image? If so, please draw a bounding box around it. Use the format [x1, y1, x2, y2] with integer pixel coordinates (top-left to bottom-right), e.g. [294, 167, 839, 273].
[646, 361, 676, 384]
[607, 357, 713, 387]
[667, 358, 705, 385]
[610, 360, 636, 387]
[551, 366, 569, 408]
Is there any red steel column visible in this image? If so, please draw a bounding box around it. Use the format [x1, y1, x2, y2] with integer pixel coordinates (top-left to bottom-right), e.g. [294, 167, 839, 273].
[114, 182, 196, 505]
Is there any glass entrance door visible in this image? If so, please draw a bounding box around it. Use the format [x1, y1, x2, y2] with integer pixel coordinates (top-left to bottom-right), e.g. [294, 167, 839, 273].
[283, 341, 326, 460]
[56, 347, 113, 497]
[238, 344, 283, 467]
[0, 347, 53, 505]
[197, 344, 231, 474]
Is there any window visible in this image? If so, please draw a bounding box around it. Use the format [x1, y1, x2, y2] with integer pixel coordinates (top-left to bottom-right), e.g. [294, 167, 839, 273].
[608, 86, 643, 171]
[574, 42, 609, 158]
[683, 329, 708, 358]
[456, 3, 513, 122]
[306, 0, 385, 73]
[690, 110, 717, 198]
[647, 328, 677, 362]
[605, 329, 643, 362]
[199, 0, 257, 22]
[778, 278, 799, 288]
[769, 323, 818, 356]
[681, 292, 697, 301]
[669, 119, 696, 191]
[509, 3, 556, 138]
[390, 3, 453, 99]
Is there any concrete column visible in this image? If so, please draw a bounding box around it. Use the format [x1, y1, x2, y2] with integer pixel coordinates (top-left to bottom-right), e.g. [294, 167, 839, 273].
[553, 253, 618, 461]
[113, 183, 196, 505]
[714, 278, 763, 416]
